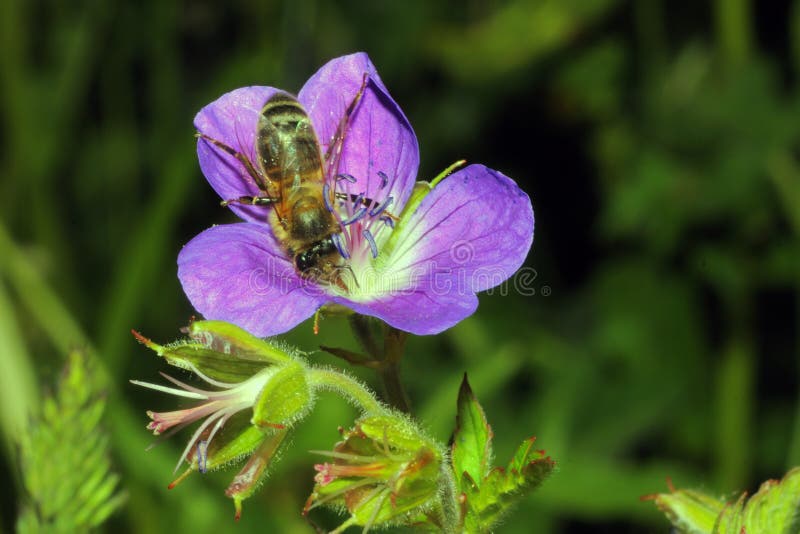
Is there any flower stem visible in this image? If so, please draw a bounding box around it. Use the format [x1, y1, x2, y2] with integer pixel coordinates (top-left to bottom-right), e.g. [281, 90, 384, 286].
[308, 368, 386, 415]
[349, 314, 380, 359]
[347, 316, 412, 413]
[380, 326, 411, 414]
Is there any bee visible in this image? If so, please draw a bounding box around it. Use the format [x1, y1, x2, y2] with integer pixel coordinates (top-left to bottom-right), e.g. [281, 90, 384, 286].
[197, 82, 369, 288]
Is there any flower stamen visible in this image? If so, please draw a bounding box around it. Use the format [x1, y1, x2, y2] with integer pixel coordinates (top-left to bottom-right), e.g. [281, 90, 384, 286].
[377, 171, 389, 189]
[332, 233, 351, 259]
[341, 205, 369, 226]
[368, 196, 393, 217]
[363, 229, 378, 258]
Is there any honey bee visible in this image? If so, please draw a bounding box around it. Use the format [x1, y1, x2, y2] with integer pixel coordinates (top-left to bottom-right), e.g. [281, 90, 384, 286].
[197, 83, 369, 288]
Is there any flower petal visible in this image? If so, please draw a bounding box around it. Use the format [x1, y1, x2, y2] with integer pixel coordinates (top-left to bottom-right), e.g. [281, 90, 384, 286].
[194, 86, 281, 223]
[178, 223, 325, 337]
[298, 52, 419, 213]
[335, 292, 478, 337]
[343, 164, 534, 335]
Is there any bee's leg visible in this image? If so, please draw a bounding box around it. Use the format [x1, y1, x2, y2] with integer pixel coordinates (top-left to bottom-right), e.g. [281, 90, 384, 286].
[334, 192, 399, 221]
[221, 195, 277, 207]
[195, 132, 273, 194]
[324, 73, 369, 164]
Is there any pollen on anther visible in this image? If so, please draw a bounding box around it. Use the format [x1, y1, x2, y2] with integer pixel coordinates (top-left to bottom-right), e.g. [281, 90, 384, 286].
[363, 229, 378, 258]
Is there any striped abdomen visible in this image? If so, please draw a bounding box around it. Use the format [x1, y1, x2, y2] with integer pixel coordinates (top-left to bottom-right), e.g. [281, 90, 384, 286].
[256, 92, 324, 191]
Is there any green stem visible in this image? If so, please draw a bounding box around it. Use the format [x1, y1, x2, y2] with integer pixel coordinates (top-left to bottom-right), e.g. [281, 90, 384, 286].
[349, 314, 381, 358]
[308, 368, 387, 415]
[347, 316, 412, 413]
[381, 326, 411, 414]
[715, 0, 752, 72]
[713, 298, 754, 492]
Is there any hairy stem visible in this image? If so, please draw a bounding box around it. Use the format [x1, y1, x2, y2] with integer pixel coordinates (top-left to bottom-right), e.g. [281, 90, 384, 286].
[308, 368, 386, 415]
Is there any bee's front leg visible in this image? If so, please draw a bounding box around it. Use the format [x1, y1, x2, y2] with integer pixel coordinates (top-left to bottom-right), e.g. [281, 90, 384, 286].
[221, 196, 277, 207]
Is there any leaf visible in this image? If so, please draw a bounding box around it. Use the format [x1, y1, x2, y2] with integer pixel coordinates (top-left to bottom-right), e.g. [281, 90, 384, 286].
[451, 374, 492, 491]
[16, 350, 126, 533]
[451, 375, 555, 532]
[652, 467, 800, 534]
[464, 437, 555, 531]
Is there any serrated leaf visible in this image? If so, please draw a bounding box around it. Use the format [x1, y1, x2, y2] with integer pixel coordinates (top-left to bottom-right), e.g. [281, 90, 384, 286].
[16, 350, 126, 533]
[450, 378, 555, 532]
[652, 467, 800, 534]
[464, 437, 555, 531]
[452, 374, 492, 491]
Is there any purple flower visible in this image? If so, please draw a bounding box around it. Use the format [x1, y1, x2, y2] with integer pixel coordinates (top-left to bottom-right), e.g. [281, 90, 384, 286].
[179, 52, 534, 336]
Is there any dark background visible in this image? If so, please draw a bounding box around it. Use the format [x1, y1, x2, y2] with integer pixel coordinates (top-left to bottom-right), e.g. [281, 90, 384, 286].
[1, 0, 799, 532]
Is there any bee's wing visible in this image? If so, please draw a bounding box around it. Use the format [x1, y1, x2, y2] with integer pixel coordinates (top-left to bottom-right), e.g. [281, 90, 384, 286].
[256, 93, 326, 219]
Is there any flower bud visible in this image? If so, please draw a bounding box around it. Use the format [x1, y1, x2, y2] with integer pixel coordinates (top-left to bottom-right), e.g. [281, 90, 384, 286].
[304, 413, 443, 531]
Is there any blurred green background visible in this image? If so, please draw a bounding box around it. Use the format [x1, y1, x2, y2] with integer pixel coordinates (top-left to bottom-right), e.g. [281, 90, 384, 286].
[2, 0, 799, 532]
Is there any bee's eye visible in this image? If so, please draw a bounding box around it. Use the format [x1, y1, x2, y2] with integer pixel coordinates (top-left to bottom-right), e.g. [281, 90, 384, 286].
[295, 251, 314, 272]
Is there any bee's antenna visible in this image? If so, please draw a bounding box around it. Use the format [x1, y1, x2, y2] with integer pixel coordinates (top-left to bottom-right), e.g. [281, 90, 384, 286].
[344, 264, 360, 289]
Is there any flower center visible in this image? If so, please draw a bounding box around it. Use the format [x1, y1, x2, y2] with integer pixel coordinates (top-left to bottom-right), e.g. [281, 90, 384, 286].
[324, 171, 400, 298]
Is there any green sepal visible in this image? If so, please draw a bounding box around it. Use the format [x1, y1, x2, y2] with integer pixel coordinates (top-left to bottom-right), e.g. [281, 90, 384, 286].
[451, 375, 555, 532]
[251, 362, 312, 429]
[186, 415, 268, 473]
[740, 467, 800, 533]
[133, 320, 292, 383]
[306, 413, 443, 531]
[452, 374, 492, 490]
[654, 467, 800, 534]
[186, 320, 293, 364]
[654, 489, 728, 534]
[226, 429, 290, 520]
[358, 413, 437, 452]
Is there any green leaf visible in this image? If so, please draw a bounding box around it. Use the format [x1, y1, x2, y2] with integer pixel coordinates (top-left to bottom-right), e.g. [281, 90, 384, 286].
[653, 467, 800, 534]
[464, 437, 555, 532]
[452, 374, 492, 491]
[451, 376, 555, 532]
[16, 350, 126, 533]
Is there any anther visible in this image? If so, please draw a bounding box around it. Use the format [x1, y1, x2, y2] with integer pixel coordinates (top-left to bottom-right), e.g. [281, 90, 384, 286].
[322, 183, 334, 213]
[363, 229, 379, 258]
[332, 233, 350, 259]
[197, 440, 209, 473]
[341, 206, 368, 226]
[380, 215, 395, 229]
[369, 196, 394, 217]
[377, 171, 389, 189]
[336, 173, 357, 183]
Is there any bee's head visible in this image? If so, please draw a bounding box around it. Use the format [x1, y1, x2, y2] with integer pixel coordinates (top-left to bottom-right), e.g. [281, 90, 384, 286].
[295, 237, 339, 273]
